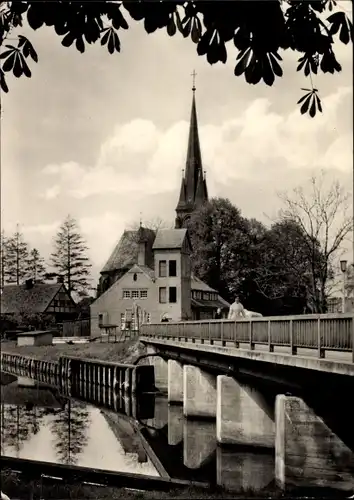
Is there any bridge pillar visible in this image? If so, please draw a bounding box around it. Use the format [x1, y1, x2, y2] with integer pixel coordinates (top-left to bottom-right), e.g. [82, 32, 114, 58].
[168, 360, 183, 404]
[216, 375, 275, 448]
[275, 395, 354, 491]
[183, 365, 217, 419]
[146, 346, 168, 393]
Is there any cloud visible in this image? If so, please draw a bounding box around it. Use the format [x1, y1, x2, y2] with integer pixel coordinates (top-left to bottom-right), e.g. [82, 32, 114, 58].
[40, 85, 352, 203]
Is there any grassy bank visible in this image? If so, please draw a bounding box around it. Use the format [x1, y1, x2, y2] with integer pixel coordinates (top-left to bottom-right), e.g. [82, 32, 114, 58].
[0, 470, 247, 499]
[0, 339, 147, 364]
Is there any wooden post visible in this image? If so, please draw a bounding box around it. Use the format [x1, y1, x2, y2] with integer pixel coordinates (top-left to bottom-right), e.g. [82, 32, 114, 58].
[210, 322, 214, 345]
[352, 315, 354, 364]
[268, 321, 273, 352]
[200, 322, 204, 344]
[290, 320, 297, 355]
[221, 321, 226, 347]
[318, 317, 325, 358]
[234, 321, 239, 348]
[249, 320, 254, 350]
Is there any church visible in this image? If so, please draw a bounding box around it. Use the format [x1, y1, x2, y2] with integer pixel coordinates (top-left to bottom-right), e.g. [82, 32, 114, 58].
[90, 83, 229, 336]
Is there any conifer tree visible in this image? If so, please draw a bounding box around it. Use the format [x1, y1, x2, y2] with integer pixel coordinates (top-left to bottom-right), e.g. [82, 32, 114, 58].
[0, 230, 10, 288]
[26, 248, 47, 283]
[50, 215, 92, 295]
[5, 227, 30, 285]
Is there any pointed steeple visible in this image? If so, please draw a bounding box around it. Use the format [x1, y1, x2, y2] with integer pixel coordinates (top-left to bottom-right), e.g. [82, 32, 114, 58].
[184, 87, 203, 204]
[175, 76, 208, 229]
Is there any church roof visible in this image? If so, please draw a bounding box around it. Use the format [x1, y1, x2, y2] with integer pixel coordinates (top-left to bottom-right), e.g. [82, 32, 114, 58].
[152, 229, 188, 250]
[101, 227, 155, 274]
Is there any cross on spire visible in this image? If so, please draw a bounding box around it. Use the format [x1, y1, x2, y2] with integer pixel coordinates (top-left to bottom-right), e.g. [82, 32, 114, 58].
[191, 70, 197, 92]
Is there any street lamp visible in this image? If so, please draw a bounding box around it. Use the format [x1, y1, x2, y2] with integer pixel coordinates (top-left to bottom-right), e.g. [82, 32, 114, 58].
[340, 260, 347, 313]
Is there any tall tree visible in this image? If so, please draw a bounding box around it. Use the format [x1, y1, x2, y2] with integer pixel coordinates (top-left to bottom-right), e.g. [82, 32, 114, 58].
[0, 230, 10, 288]
[278, 172, 351, 313]
[188, 197, 250, 301]
[0, 1, 352, 117]
[5, 227, 30, 285]
[50, 215, 92, 295]
[247, 219, 325, 314]
[26, 247, 47, 283]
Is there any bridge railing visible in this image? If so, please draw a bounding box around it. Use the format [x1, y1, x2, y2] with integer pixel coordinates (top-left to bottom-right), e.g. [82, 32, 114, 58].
[140, 313, 354, 361]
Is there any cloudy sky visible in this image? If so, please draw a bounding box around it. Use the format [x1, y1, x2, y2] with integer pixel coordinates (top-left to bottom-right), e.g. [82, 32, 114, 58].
[1, 2, 353, 288]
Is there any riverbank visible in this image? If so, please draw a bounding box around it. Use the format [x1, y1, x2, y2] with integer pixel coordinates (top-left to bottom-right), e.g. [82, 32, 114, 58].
[0, 469, 246, 499]
[0, 338, 147, 364]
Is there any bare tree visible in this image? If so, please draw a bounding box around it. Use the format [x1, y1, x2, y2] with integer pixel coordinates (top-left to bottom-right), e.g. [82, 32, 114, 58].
[278, 172, 352, 313]
[128, 216, 173, 232]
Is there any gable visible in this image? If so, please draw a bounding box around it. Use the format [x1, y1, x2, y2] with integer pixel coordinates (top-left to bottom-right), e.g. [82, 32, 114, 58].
[46, 285, 77, 312]
[91, 265, 154, 309]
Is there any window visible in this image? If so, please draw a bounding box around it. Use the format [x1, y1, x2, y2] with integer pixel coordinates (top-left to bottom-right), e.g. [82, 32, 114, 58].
[159, 260, 167, 277]
[169, 287, 177, 303]
[159, 287, 167, 303]
[140, 290, 148, 299]
[169, 260, 177, 277]
[120, 313, 125, 330]
[203, 292, 209, 301]
[98, 314, 103, 326]
[123, 290, 130, 299]
[132, 290, 139, 299]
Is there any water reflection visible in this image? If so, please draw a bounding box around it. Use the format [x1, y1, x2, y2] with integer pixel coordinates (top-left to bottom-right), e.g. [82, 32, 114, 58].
[140, 397, 275, 492]
[0, 373, 158, 476]
[1, 370, 277, 492]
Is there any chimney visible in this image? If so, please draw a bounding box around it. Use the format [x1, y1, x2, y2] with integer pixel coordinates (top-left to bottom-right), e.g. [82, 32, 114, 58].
[25, 279, 34, 290]
[137, 226, 146, 267]
[138, 241, 146, 266]
[57, 275, 64, 284]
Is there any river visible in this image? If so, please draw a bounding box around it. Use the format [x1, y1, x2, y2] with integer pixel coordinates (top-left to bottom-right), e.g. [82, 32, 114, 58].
[0, 370, 278, 494]
[2, 369, 353, 495]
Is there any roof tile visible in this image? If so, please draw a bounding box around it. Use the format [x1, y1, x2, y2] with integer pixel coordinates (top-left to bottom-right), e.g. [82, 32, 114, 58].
[1, 283, 64, 314]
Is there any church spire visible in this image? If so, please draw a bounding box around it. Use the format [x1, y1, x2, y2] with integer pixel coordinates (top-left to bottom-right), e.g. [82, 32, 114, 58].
[175, 74, 208, 229]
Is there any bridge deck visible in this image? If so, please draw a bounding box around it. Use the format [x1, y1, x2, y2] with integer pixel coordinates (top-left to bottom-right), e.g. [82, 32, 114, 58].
[140, 337, 354, 377]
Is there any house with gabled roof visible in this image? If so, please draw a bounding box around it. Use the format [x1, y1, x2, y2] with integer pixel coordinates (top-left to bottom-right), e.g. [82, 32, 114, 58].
[1, 279, 77, 327]
[90, 85, 229, 337]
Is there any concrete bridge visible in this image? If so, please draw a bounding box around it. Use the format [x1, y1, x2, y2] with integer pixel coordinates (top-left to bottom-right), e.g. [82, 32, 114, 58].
[140, 313, 354, 493]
